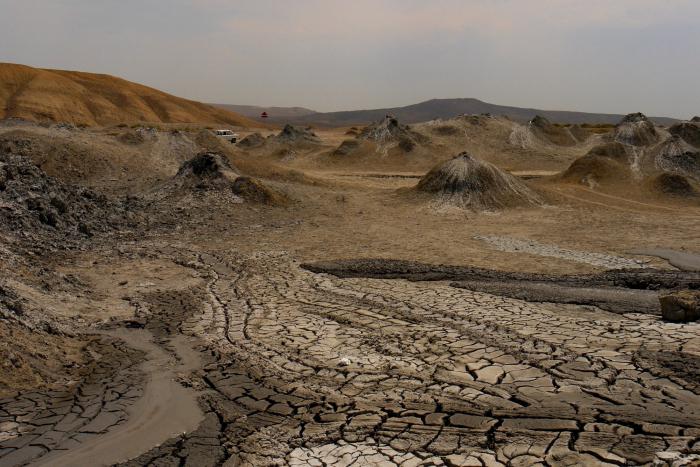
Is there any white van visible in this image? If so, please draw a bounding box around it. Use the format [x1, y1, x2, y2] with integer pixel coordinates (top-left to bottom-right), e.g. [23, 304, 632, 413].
[214, 129, 239, 143]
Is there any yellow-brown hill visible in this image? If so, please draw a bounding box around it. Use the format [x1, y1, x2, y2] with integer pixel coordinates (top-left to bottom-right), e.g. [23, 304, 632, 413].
[0, 63, 259, 127]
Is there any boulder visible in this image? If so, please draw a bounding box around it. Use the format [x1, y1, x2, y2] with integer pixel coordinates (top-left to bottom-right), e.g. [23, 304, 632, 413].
[659, 290, 700, 322]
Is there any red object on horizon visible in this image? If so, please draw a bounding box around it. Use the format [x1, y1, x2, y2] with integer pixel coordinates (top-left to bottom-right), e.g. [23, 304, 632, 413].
[260, 112, 269, 118]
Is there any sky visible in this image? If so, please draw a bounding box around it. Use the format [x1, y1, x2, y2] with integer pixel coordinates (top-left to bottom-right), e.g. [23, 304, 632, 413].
[1, 0, 699, 117]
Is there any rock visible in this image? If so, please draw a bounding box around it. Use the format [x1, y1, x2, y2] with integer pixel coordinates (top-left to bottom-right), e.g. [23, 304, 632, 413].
[659, 290, 700, 322]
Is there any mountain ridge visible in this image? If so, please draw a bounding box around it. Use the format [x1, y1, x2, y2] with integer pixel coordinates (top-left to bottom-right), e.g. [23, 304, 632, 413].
[213, 97, 679, 127]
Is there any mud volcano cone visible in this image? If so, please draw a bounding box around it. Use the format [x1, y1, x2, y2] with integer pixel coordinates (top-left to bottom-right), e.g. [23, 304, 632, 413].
[175, 152, 239, 185]
[558, 142, 632, 186]
[649, 173, 698, 197]
[237, 132, 266, 149]
[614, 112, 658, 146]
[415, 152, 542, 210]
[655, 136, 700, 182]
[359, 115, 428, 150]
[529, 115, 576, 146]
[669, 121, 700, 148]
[274, 124, 320, 144]
[171, 152, 287, 204]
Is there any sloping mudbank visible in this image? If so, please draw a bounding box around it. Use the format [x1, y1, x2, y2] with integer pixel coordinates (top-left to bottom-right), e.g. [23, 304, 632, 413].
[0, 152, 139, 240]
[302, 258, 700, 315]
[172, 151, 240, 188]
[452, 280, 659, 314]
[359, 114, 428, 147]
[557, 142, 633, 186]
[302, 258, 700, 288]
[236, 132, 266, 149]
[648, 172, 698, 197]
[655, 136, 700, 182]
[554, 119, 700, 198]
[669, 120, 700, 148]
[352, 114, 431, 154]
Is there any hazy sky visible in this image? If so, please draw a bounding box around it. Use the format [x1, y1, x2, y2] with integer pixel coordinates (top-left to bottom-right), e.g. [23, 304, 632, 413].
[2, 0, 699, 117]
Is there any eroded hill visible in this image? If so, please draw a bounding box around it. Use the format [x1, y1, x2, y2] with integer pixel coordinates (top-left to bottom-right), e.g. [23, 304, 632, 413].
[0, 63, 258, 127]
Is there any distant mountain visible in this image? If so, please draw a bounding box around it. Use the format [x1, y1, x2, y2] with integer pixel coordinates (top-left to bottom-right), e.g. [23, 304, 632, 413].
[217, 98, 679, 127]
[0, 63, 258, 127]
[212, 104, 317, 119]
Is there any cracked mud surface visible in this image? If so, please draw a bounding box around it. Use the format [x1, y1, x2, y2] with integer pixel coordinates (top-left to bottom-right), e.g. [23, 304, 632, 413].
[4, 249, 698, 465]
[105, 252, 700, 464]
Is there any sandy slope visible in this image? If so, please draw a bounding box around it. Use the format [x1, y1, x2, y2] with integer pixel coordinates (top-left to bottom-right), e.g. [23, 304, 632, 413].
[0, 63, 259, 127]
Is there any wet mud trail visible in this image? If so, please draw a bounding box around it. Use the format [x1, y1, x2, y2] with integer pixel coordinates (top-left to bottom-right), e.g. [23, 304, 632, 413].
[31, 330, 203, 467]
[0, 281, 207, 467]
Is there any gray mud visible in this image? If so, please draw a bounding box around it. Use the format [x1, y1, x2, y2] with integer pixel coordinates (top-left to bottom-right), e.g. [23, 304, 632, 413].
[453, 280, 660, 314]
[631, 247, 700, 272]
[302, 258, 700, 314]
[302, 258, 700, 290]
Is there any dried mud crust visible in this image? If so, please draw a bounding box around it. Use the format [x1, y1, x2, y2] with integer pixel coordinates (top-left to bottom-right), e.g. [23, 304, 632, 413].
[3, 251, 700, 466]
[117, 251, 700, 466]
[0, 337, 145, 466]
